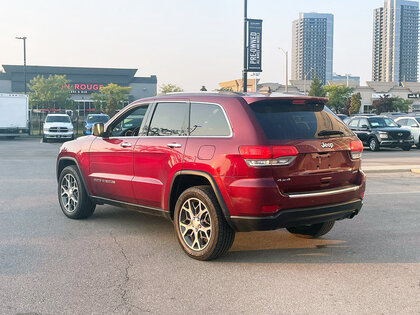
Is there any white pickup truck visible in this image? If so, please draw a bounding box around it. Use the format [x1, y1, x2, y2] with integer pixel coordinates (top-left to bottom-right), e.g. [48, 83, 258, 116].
[0, 93, 29, 138]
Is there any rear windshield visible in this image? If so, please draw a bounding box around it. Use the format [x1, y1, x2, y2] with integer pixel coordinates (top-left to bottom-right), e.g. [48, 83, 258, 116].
[249, 100, 353, 140]
[46, 116, 71, 123]
[87, 115, 109, 123]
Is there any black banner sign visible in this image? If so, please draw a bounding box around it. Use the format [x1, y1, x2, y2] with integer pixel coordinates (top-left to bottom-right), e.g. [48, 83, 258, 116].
[408, 93, 420, 99]
[247, 19, 263, 72]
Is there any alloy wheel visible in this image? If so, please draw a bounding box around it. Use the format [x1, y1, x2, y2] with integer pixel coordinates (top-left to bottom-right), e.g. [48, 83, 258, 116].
[60, 174, 79, 213]
[178, 198, 212, 251]
[369, 139, 377, 151]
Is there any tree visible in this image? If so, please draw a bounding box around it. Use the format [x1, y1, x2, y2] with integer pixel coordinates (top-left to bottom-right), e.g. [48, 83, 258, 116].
[392, 96, 411, 112]
[159, 83, 183, 93]
[27, 75, 71, 109]
[349, 92, 362, 116]
[372, 95, 393, 114]
[324, 85, 354, 113]
[308, 76, 326, 97]
[91, 83, 131, 116]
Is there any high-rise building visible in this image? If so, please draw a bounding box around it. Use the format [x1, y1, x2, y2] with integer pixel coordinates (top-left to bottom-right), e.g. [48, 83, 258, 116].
[291, 13, 334, 85]
[372, 0, 419, 83]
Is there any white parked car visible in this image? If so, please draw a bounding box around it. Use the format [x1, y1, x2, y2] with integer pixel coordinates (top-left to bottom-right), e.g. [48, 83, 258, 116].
[395, 116, 420, 148]
[43, 114, 74, 142]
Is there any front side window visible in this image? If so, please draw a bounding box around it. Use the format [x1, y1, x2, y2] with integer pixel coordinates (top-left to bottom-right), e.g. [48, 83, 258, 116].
[368, 117, 398, 128]
[110, 105, 149, 137]
[359, 118, 369, 128]
[189, 103, 230, 136]
[349, 119, 359, 127]
[148, 102, 188, 136]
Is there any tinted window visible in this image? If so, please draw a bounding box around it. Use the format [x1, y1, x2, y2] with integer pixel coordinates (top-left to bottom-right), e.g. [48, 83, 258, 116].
[148, 102, 188, 136]
[416, 118, 420, 124]
[46, 115, 70, 123]
[110, 105, 149, 137]
[349, 119, 359, 127]
[249, 100, 353, 140]
[190, 103, 230, 136]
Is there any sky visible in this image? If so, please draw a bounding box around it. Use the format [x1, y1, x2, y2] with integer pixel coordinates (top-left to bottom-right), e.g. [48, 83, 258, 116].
[0, 0, 387, 91]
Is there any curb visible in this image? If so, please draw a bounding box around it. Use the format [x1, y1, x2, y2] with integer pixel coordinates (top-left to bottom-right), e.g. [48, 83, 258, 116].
[363, 167, 420, 174]
[363, 168, 412, 174]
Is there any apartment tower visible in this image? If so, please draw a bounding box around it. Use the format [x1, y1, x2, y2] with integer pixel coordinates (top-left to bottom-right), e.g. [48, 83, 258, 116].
[292, 13, 334, 84]
[372, 0, 419, 83]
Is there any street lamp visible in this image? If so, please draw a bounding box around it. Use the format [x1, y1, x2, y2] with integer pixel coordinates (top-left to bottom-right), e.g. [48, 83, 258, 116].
[303, 67, 314, 95]
[15, 36, 27, 94]
[278, 48, 288, 93]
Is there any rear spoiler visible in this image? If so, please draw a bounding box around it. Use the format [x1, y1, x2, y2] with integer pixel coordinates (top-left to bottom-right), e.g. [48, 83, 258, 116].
[245, 97, 329, 112]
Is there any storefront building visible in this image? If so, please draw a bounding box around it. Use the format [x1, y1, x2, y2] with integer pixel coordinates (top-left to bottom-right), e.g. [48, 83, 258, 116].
[0, 65, 157, 114]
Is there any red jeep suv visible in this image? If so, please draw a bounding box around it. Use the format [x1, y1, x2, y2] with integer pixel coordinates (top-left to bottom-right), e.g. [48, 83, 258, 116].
[56, 93, 366, 260]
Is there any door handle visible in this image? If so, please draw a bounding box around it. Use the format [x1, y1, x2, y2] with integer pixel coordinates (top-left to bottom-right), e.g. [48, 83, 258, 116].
[167, 143, 182, 148]
[120, 142, 132, 147]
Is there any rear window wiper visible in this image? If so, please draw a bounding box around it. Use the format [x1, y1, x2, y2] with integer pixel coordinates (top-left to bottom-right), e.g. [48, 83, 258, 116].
[318, 130, 344, 136]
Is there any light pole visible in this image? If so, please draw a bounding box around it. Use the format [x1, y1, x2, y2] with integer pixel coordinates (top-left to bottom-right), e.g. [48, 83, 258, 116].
[278, 48, 288, 93]
[303, 67, 314, 95]
[15, 36, 27, 94]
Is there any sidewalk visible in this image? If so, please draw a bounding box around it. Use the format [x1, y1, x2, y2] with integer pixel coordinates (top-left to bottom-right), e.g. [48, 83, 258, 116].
[362, 155, 420, 173]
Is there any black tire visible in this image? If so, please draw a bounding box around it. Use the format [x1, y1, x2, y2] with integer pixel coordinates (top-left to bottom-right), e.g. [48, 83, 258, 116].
[402, 145, 411, 151]
[286, 221, 335, 239]
[43, 136, 48, 143]
[369, 137, 380, 151]
[58, 165, 95, 219]
[174, 185, 235, 261]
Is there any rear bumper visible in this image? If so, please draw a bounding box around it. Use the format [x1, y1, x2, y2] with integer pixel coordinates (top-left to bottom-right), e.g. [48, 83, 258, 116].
[229, 199, 363, 232]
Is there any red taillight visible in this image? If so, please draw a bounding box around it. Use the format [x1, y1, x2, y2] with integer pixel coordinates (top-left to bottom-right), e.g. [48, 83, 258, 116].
[350, 140, 363, 159]
[350, 140, 363, 152]
[239, 145, 298, 167]
[239, 146, 272, 159]
[272, 146, 299, 158]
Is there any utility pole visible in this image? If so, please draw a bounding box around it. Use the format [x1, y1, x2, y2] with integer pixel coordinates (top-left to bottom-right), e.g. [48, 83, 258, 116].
[15, 36, 27, 94]
[242, 0, 248, 93]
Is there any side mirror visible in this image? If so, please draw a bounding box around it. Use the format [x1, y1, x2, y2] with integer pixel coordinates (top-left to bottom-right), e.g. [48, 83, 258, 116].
[361, 124, 369, 130]
[92, 123, 105, 137]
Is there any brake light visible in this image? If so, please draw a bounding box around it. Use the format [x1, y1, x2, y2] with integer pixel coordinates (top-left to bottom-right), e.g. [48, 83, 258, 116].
[239, 145, 298, 167]
[350, 140, 363, 159]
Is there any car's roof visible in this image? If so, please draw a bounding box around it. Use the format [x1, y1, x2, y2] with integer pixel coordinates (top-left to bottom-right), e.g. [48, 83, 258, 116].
[351, 115, 388, 118]
[46, 114, 69, 117]
[88, 113, 108, 116]
[139, 91, 329, 105]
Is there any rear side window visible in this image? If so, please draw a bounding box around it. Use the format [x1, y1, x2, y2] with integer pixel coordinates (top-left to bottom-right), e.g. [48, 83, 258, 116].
[249, 100, 353, 140]
[148, 102, 188, 136]
[189, 103, 231, 136]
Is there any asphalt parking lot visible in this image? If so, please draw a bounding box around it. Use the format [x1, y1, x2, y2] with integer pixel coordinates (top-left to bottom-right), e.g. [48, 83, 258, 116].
[0, 138, 419, 314]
